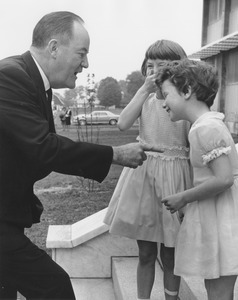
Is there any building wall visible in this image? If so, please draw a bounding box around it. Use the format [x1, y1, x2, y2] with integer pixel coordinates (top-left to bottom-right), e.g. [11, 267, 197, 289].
[225, 85, 238, 133]
[201, 0, 238, 134]
[211, 55, 223, 112]
[223, 48, 238, 133]
[210, 49, 238, 134]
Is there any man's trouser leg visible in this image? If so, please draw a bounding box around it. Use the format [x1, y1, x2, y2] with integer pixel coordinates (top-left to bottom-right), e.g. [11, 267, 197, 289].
[0, 224, 75, 300]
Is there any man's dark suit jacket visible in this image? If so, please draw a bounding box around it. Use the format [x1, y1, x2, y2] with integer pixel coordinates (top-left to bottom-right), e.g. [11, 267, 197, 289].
[0, 51, 113, 228]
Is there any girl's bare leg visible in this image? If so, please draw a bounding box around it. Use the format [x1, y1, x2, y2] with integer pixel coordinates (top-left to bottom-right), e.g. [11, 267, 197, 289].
[137, 240, 158, 299]
[205, 275, 237, 300]
[160, 244, 180, 300]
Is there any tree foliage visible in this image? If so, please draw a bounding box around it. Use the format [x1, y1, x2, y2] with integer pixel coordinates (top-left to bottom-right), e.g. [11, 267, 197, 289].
[126, 71, 145, 97]
[58, 71, 145, 108]
[97, 77, 122, 108]
[118, 80, 130, 107]
[64, 86, 85, 100]
[118, 71, 145, 106]
[62, 86, 85, 107]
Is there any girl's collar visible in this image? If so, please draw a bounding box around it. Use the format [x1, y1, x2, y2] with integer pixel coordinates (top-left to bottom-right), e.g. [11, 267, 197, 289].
[192, 111, 224, 127]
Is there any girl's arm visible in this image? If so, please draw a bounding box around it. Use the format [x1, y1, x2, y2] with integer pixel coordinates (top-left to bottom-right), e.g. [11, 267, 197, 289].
[162, 154, 234, 212]
[118, 74, 157, 131]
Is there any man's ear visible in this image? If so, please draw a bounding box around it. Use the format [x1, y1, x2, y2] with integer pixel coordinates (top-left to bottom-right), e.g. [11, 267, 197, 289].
[47, 39, 58, 58]
[184, 85, 192, 99]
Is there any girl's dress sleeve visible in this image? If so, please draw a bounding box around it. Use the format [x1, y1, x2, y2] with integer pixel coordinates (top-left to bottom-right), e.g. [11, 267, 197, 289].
[195, 125, 231, 165]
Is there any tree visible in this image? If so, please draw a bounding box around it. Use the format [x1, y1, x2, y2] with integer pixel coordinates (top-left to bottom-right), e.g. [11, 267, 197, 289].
[97, 77, 122, 108]
[126, 71, 145, 98]
[118, 71, 145, 106]
[118, 80, 130, 107]
[63, 86, 85, 107]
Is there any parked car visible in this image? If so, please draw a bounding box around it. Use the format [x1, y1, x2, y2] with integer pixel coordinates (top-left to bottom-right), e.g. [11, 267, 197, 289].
[73, 110, 120, 126]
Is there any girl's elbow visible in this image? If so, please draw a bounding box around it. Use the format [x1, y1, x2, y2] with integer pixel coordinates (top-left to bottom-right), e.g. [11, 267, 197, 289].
[117, 123, 124, 131]
[117, 120, 127, 131]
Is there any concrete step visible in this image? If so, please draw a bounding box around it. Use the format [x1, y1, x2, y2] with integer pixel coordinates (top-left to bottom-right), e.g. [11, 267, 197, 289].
[17, 267, 238, 300]
[72, 278, 116, 300]
[112, 256, 165, 300]
[182, 276, 238, 300]
[112, 256, 202, 300]
[18, 278, 116, 300]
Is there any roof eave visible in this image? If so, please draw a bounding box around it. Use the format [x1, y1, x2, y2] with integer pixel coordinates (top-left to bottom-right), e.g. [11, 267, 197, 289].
[188, 30, 238, 59]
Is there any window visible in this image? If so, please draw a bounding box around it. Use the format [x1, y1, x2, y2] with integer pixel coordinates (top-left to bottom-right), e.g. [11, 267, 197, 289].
[208, 0, 223, 23]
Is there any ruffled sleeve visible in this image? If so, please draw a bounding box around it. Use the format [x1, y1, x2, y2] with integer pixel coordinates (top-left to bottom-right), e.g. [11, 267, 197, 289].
[194, 124, 231, 165]
[202, 146, 231, 165]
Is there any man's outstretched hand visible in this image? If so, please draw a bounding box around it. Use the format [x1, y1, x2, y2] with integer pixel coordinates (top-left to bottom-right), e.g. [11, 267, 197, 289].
[112, 142, 163, 168]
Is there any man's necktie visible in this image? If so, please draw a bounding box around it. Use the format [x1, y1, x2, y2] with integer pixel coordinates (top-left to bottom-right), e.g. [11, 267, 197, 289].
[45, 88, 55, 131]
[46, 88, 52, 102]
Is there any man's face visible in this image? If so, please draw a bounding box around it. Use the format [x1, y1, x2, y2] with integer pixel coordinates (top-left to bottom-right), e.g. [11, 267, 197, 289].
[53, 22, 90, 89]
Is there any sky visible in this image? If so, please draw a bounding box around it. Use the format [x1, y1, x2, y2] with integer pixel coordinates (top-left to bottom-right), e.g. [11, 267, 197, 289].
[0, 0, 203, 87]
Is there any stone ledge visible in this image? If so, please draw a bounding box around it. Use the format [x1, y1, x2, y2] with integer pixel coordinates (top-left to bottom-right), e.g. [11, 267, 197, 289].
[46, 208, 109, 249]
[47, 225, 72, 248]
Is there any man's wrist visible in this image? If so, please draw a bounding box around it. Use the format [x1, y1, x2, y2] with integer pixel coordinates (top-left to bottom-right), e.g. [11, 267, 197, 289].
[112, 146, 123, 165]
[112, 146, 118, 164]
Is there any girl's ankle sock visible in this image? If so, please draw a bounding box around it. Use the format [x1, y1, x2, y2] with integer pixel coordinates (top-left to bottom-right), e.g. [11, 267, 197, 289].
[164, 288, 178, 296]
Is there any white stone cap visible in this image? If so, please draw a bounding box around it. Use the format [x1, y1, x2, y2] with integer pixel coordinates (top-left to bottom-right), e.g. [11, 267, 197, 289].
[46, 208, 109, 249]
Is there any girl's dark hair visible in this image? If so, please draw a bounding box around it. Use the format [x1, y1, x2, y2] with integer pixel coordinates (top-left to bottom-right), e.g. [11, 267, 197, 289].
[141, 39, 187, 76]
[156, 59, 219, 108]
[32, 11, 84, 48]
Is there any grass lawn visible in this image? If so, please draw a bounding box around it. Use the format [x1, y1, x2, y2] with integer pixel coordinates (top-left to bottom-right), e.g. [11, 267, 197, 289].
[25, 124, 139, 255]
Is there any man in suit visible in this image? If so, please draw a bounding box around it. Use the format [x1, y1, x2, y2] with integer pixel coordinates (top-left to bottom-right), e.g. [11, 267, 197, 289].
[0, 11, 157, 300]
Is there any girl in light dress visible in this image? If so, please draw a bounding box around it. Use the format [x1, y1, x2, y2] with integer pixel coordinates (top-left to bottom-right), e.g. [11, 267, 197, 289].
[104, 40, 193, 300]
[158, 58, 238, 300]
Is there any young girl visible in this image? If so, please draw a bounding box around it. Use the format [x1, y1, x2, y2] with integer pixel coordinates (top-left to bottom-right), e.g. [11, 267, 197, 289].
[158, 59, 238, 300]
[104, 40, 193, 300]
